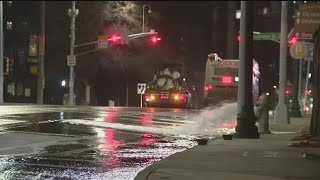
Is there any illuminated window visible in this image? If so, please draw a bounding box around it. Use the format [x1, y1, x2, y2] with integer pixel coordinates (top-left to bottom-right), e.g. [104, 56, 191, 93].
[263, 7, 268, 16]
[29, 35, 38, 56]
[6, 21, 13, 30]
[29, 45, 38, 57]
[7, 1, 12, 7]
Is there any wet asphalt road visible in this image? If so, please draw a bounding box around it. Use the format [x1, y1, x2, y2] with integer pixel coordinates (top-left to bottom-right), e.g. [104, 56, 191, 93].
[0, 105, 214, 180]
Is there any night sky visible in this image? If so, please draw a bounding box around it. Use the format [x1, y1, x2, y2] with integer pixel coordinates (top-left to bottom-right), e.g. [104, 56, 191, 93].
[5, 1, 302, 106]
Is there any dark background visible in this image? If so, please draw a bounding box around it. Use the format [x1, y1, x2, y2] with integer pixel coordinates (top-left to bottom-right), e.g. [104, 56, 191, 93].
[3, 1, 305, 107]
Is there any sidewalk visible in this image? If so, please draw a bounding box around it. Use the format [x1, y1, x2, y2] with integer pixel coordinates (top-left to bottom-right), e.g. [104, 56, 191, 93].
[135, 116, 320, 180]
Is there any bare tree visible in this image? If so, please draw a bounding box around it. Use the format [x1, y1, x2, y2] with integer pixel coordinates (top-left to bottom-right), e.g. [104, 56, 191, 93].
[46, 1, 180, 105]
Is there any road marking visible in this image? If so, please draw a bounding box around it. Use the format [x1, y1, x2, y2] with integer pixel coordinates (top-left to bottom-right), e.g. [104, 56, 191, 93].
[242, 151, 248, 157]
[63, 119, 177, 135]
[263, 151, 279, 158]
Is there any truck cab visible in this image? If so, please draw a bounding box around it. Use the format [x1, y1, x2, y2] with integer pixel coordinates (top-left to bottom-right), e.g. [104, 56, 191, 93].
[144, 72, 192, 109]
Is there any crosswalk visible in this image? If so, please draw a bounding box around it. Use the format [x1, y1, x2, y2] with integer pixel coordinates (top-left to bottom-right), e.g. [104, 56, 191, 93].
[0, 105, 196, 131]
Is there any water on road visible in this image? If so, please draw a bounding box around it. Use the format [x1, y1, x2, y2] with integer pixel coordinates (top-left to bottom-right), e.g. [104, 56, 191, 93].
[0, 104, 237, 179]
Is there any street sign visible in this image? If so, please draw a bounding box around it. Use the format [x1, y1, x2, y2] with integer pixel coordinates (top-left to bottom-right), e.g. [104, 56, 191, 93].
[138, 83, 146, 107]
[67, 55, 76, 66]
[98, 35, 108, 48]
[304, 43, 314, 61]
[253, 32, 280, 41]
[291, 4, 320, 40]
[137, 83, 146, 94]
[290, 42, 307, 59]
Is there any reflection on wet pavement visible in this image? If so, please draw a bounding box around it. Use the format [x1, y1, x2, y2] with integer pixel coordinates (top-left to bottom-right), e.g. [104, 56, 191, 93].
[0, 106, 199, 179]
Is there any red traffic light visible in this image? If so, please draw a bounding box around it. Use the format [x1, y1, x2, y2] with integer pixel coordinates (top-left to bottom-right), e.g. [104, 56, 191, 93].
[285, 89, 289, 95]
[289, 36, 297, 44]
[305, 89, 311, 95]
[150, 35, 161, 44]
[108, 33, 121, 45]
[237, 35, 240, 42]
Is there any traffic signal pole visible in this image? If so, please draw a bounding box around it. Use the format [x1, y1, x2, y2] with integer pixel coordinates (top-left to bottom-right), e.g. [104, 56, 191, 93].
[0, 1, 3, 104]
[65, 27, 158, 106]
[37, 1, 45, 104]
[275, 1, 290, 124]
[234, 1, 259, 139]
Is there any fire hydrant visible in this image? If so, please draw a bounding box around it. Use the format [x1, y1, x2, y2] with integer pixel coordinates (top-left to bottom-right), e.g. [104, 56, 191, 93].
[254, 93, 271, 134]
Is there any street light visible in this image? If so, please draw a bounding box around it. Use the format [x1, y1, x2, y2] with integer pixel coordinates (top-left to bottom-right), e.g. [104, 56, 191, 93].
[142, 4, 152, 32]
[61, 80, 66, 87]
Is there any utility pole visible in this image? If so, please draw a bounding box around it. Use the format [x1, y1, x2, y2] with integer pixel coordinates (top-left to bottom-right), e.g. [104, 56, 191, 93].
[275, 1, 290, 124]
[234, 1, 259, 139]
[68, 1, 78, 106]
[0, 1, 3, 104]
[37, 1, 45, 104]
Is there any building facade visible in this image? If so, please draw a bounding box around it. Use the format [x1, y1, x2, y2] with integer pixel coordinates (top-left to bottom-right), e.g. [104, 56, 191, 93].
[3, 1, 40, 103]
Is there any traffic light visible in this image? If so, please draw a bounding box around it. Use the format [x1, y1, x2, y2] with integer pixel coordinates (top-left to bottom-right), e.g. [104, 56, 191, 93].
[107, 33, 122, 46]
[150, 35, 161, 45]
[305, 89, 311, 95]
[237, 35, 240, 42]
[289, 36, 297, 45]
[285, 89, 290, 96]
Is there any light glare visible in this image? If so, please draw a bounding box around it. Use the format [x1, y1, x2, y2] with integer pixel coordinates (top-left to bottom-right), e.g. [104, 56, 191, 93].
[61, 80, 66, 87]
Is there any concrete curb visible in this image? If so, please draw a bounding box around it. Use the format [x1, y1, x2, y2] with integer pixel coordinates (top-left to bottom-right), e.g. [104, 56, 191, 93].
[135, 161, 161, 180]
